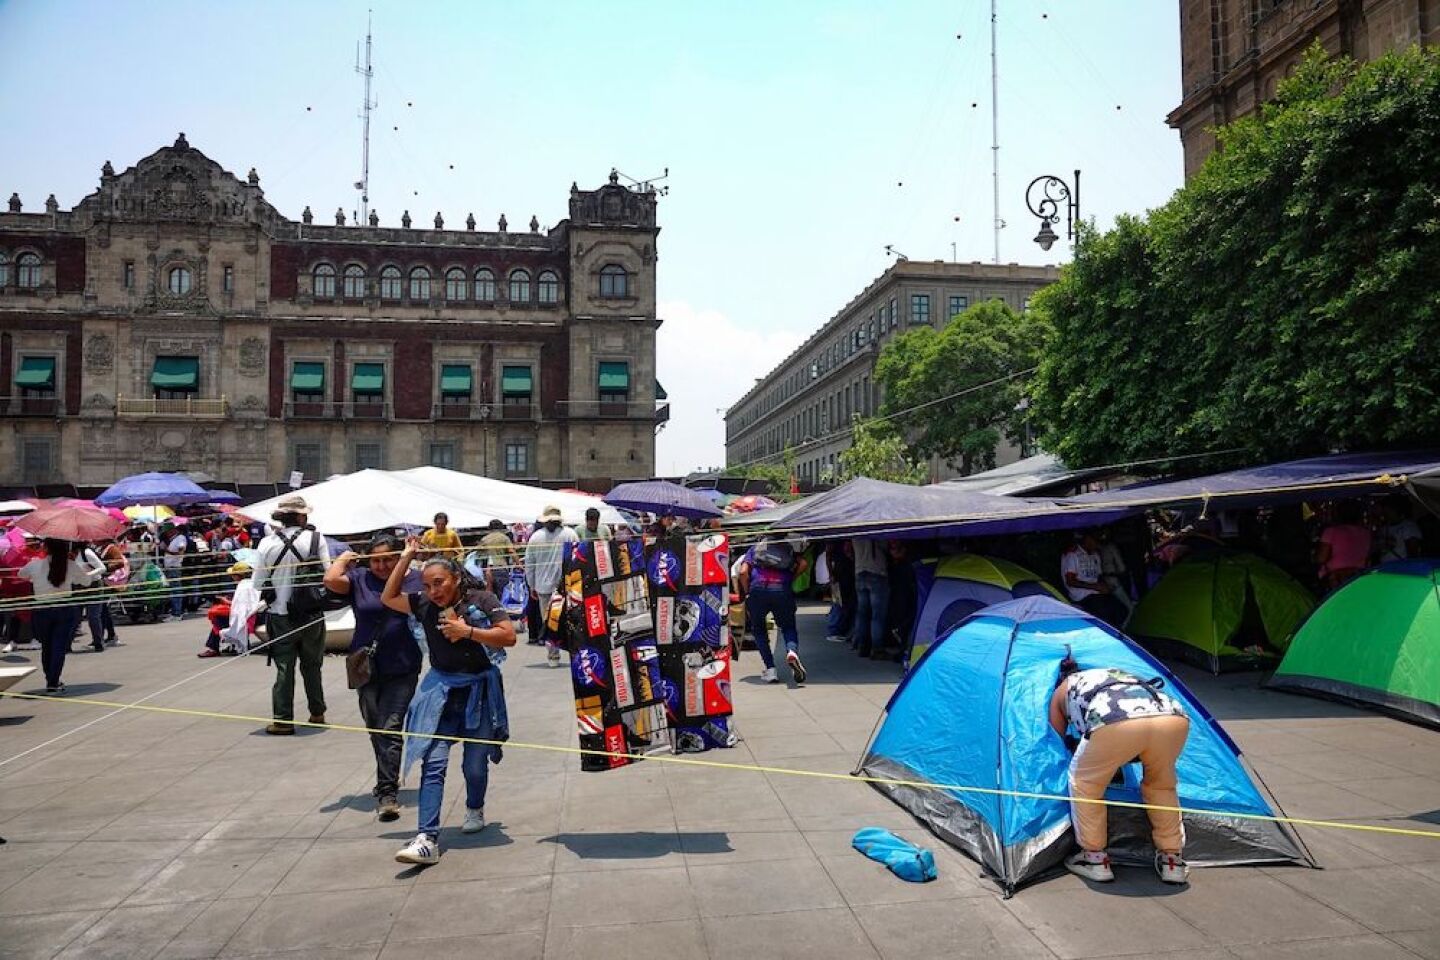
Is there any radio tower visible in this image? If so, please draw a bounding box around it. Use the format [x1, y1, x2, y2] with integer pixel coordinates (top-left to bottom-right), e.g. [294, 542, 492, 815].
[355, 11, 376, 225]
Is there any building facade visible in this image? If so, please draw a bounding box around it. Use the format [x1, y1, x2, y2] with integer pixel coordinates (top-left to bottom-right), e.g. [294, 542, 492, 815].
[723, 261, 1058, 484]
[0, 135, 665, 488]
[1169, 0, 1439, 177]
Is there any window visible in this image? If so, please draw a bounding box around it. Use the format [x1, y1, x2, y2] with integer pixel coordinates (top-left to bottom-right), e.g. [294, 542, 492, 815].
[889, 297, 897, 328]
[409, 266, 431, 301]
[312, 263, 335, 299]
[167, 265, 191, 295]
[290, 360, 325, 401]
[598, 361, 630, 404]
[439, 363, 473, 405]
[1022, 297, 1032, 312]
[868, 320, 876, 342]
[223, 264, 234, 293]
[343, 264, 365, 299]
[428, 442, 456, 469]
[474, 268, 496, 302]
[0, 253, 8, 288]
[150, 356, 200, 399]
[504, 442, 530, 477]
[599, 264, 629, 298]
[292, 441, 326, 482]
[445, 268, 467, 301]
[353, 441, 385, 471]
[15, 356, 56, 400]
[379, 266, 402, 300]
[351, 362, 384, 404]
[501, 365, 533, 406]
[910, 293, 930, 325]
[537, 270, 560, 305]
[123, 260, 135, 290]
[21, 438, 53, 482]
[17, 253, 41, 289]
[508, 269, 530, 304]
[948, 295, 968, 319]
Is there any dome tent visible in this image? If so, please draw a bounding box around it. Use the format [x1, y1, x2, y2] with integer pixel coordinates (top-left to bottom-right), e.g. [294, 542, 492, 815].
[1267, 560, 1440, 729]
[907, 554, 1063, 665]
[855, 596, 1312, 894]
[1129, 552, 1314, 673]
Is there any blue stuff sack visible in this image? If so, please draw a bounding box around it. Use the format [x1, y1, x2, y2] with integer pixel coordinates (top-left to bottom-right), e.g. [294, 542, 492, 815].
[852, 827, 937, 883]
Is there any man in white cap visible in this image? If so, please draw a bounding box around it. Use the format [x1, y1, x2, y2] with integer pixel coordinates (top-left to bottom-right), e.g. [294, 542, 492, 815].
[524, 505, 577, 666]
[252, 495, 331, 734]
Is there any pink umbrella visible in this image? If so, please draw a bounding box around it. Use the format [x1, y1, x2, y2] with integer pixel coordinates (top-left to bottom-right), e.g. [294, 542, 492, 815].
[0, 527, 28, 567]
[16, 504, 124, 542]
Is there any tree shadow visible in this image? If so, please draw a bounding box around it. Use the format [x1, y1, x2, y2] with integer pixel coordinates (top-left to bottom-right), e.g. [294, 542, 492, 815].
[537, 830, 732, 860]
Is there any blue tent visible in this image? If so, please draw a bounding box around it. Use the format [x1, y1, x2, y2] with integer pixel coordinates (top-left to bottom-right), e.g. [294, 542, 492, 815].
[856, 596, 1312, 893]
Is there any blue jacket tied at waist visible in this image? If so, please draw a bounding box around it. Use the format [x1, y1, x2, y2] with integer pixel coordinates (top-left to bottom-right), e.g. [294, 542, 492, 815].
[402, 668, 509, 782]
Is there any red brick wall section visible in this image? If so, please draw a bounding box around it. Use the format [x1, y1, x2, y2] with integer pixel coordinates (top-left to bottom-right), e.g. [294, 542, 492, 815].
[4, 235, 86, 294]
[268, 241, 567, 303]
[333, 341, 345, 405]
[269, 245, 300, 300]
[268, 335, 285, 417]
[1, 333, 10, 399]
[393, 338, 434, 419]
[540, 335, 568, 418]
[65, 331, 81, 414]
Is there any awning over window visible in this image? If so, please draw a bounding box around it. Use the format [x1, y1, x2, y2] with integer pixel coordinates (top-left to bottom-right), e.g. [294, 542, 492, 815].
[655, 380, 668, 401]
[150, 356, 199, 391]
[14, 356, 55, 389]
[291, 361, 325, 393]
[351, 362, 385, 393]
[501, 365, 533, 395]
[440, 364, 473, 396]
[598, 361, 630, 391]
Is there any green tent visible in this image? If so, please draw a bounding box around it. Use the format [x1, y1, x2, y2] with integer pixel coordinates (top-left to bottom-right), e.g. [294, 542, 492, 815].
[1130, 552, 1314, 673]
[1268, 561, 1440, 729]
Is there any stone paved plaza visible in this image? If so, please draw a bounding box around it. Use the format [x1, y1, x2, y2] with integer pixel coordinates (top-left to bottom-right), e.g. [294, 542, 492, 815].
[1, 603, 1439, 959]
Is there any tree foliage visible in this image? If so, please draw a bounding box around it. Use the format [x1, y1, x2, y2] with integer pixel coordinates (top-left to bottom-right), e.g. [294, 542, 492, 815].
[837, 418, 928, 485]
[873, 298, 1048, 475]
[1029, 45, 1440, 468]
[722, 446, 796, 498]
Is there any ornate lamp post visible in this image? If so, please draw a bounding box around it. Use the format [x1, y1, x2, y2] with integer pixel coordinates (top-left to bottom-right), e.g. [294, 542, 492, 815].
[1025, 170, 1081, 252]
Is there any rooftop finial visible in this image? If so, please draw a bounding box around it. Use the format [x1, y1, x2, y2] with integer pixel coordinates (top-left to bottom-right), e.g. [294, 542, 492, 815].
[45, 194, 58, 214]
[369, 210, 379, 227]
[247, 168, 260, 186]
[466, 212, 476, 231]
[498, 213, 508, 232]
[529, 215, 539, 233]
[7, 193, 20, 213]
[335, 207, 346, 226]
[174, 132, 189, 150]
[302, 205, 313, 224]
[101, 160, 115, 179]
[608, 169, 619, 185]
[434, 211, 444, 230]
[401, 210, 412, 229]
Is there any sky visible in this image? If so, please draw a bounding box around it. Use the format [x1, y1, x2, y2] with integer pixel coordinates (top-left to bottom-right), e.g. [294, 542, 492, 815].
[0, 0, 1183, 476]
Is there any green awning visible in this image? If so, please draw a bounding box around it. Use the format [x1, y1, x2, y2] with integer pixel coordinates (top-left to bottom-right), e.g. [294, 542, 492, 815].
[291, 361, 325, 393]
[655, 380, 668, 400]
[598, 361, 630, 391]
[440, 364, 473, 396]
[351, 362, 384, 393]
[501, 365, 532, 395]
[150, 356, 198, 391]
[14, 356, 55, 389]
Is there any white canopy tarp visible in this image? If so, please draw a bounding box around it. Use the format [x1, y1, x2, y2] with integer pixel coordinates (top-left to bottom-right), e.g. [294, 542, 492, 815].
[237, 467, 624, 536]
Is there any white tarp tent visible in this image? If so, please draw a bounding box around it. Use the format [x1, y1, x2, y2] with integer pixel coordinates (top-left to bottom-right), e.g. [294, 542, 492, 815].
[237, 467, 624, 536]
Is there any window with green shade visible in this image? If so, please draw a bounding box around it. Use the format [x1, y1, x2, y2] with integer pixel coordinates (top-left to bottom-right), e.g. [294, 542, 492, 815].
[598, 361, 629, 404]
[501, 365, 532, 401]
[150, 356, 199, 393]
[655, 380, 668, 401]
[351, 362, 385, 398]
[440, 364, 473, 397]
[14, 356, 56, 390]
[291, 361, 325, 396]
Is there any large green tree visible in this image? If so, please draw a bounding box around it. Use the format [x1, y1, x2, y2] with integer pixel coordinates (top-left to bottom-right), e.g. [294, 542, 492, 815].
[1029, 45, 1440, 468]
[837, 418, 928, 485]
[874, 298, 1048, 475]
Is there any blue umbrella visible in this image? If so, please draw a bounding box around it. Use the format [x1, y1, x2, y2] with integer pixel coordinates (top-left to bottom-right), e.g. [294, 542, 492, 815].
[96, 471, 241, 508]
[604, 480, 723, 520]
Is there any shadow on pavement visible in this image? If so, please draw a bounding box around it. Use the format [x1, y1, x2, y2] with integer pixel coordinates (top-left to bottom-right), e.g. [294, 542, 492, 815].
[539, 830, 732, 859]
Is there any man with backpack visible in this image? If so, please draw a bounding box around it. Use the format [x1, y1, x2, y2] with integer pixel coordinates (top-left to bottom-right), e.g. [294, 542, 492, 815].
[252, 495, 331, 735]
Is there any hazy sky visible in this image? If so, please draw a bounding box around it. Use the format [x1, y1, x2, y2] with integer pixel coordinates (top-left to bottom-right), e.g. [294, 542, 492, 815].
[0, 0, 1183, 476]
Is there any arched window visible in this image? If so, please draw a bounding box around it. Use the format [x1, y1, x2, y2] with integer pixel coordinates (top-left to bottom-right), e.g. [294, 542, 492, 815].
[380, 265, 402, 300]
[409, 266, 431, 300]
[312, 263, 336, 299]
[508, 269, 530, 304]
[445, 268, 467, 301]
[474, 268, 496, 302]
[166, 264, 191, 295]
[342, 264, 365, 299]
[0, 253, 9, 288]
[599, 264, 629, 298]
[537, 270, 560, 305]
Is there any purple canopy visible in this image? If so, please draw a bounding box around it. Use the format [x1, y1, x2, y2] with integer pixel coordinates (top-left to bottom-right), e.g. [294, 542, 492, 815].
[96, 471, 243, 508]
[605, 480, 723, 520]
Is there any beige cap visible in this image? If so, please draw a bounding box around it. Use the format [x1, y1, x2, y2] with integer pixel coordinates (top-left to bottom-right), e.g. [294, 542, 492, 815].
[272, 495, 310, 519]
[541, 505, 563, 521]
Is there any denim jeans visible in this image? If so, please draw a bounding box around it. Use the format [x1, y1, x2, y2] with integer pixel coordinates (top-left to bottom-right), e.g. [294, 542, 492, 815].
[32, 607, 71, 688]
[86, 602, 115, 647]
[167, 567, 184, 618]
[826, 587, 854, 638]
[417, 690, 493, 838]
[358, 671, 419, 800]
[746, 587, 799, 670]
[853, 572, 891, 655]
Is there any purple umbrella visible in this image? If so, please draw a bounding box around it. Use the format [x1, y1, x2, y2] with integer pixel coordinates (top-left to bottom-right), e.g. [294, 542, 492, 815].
[604, 481, 723, 520]
[96, 471, 241, 508]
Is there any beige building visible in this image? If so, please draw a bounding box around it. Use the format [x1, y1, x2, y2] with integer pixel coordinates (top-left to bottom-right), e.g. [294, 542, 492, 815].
[0, 134, 666, 490]
[1169, 0, 1439, 178]
[724, 260, 1058, 484]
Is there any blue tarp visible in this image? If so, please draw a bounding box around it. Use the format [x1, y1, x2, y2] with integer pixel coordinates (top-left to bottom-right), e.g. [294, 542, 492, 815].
[857, 596, 1311, 892]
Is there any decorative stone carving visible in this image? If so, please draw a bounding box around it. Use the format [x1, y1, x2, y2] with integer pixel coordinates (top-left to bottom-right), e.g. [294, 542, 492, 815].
[302, 205, 313, 224]
[434, 211, 444, 229]
[335, 207, 346, 226]
[174, 132, 190, 150]
[498, 214, 508, 232]
[84, 333, 114, 373]
[569, 173, 658, 228]
[529, 215, 539, 233]
[466, 213, 476, 231]
[7, 193, 19, 213]
[45, 194, 58, 214]
[82, 393, 113, 413]
[401, 210, 412, 229]
[236, 395, 265, 414]
[102, 160, 115, 179]
[642, 244, 654, 266]
[238, 337, 266, 377]
[369, 210, 379, 226]
[247, 167, 260, 186]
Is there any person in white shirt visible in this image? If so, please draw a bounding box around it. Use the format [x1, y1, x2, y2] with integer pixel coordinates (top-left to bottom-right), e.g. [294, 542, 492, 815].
[77, 542, 110, 653]
[1379, 500, 1424, 564]
[523, 505, 578, 666]
[251, 495, 332, 735]
[19, 539, 105, 694]
[161, 524, 188, 619]
[1061, 532, 1126, 627]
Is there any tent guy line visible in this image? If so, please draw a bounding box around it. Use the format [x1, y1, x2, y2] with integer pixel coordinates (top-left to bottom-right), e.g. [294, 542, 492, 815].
[1, 689, 1436, 843]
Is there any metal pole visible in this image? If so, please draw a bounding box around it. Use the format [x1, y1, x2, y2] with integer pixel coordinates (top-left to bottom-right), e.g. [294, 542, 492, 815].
[990, 0, 1000, 265]
[357, 11, 374, 226]
[1071, 169, 1081, 241]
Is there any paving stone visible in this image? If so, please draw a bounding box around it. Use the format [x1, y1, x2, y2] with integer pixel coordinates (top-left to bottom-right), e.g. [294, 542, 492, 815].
[221, 886, 408, 955]
[0, 856, 169, 916]
[55, 900, 210, 960]
[0, 909, 104, 960]
[680, 828, 814, 866]
[389, 875, 551, 939]
[1388, 929, 1440, 959]
[411, 833, 557, 883]
[819, 852, 990, 904]
[547, 829, 687, 872]
[704, 907, 879, 959]
[550, 866, 696, 924]
[1001, 883, 1214, 959]
[1271, 864, 1440, 933]
[688, 856, 845, 917]
[126, 842, 276, 906]
[1227, 934, 1429, 959]
[0, 840, 76, 894]
[155, 897, 263, 960]
[1155, 871, 1367, 947]
[545, 918, 708, 960]
[854, 898, 1056, 959]
[379, 932, 545, 960]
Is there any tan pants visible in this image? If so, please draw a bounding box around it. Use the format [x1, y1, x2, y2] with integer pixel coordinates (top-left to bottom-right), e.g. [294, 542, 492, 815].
[1069, 714, 1190, 854]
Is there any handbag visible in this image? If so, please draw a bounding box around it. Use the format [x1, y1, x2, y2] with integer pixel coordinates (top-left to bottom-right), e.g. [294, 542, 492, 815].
[345, 642, 375, 689]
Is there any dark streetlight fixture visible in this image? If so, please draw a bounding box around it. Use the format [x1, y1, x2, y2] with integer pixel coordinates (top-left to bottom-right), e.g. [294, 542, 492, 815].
[1025, 170, 1080, 252]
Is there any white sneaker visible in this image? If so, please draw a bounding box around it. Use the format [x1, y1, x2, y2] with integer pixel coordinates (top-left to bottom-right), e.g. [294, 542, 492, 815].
[462, 808, 485, 833]
[760, 667, 778, 684]
[1065, 850, 1114, 882]
[786, 650, 806, 685]
[824, 635, 845, 643]
[1, 642, 13, 654]
[395, 833, 440, 865]
[1155, 851, 1189, 884]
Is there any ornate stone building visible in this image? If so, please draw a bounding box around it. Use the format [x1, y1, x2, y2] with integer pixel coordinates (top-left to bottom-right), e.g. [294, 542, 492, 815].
[1169, 0, 1439, 178]
[0, 135, 665, 487]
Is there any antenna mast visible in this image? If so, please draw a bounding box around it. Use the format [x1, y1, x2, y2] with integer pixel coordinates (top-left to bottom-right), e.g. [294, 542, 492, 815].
[355, 11, 376, 224]
[990, 0, 1001, 264]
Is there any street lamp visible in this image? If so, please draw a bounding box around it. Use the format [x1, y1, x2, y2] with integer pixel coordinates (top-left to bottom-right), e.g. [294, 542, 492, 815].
[1025, 170, 1080, 252]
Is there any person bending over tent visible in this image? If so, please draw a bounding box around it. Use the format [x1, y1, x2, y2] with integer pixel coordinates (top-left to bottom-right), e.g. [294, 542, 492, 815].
[1049, 656, 1191, 885]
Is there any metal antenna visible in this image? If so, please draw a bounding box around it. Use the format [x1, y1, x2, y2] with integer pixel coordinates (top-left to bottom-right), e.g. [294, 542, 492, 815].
[990, 0, 1001, 264]
[612, 167, 671, 195]
[354, 10, 376, 225]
